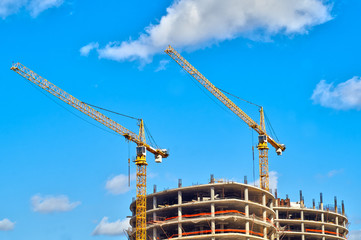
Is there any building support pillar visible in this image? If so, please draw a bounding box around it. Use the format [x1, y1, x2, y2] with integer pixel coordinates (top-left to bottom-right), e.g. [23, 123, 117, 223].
[211, 186, 215, 238]
[336, 216, 339, 236]
[245, 187, 250, 236]
[321, 212, 325, 240]
[301, 210, 305, 240]
[178, 190, 182, 238]
[152, 196, 157, 240]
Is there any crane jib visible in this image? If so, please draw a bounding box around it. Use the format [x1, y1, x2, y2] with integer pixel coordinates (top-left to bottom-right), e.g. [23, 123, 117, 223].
[165, 46, 285, 153]
[10, 63, 169, 158]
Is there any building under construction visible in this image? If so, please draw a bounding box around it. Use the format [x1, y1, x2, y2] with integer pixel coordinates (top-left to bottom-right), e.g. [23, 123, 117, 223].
[10, 50, 349, 240]
[129, 177, 349, 240]
[275, 192, 348, 240]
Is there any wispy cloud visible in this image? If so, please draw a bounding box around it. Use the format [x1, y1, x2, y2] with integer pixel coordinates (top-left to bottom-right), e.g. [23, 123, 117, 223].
[327, 169, 344, 177]
[251, 171, 278, 191]
[27, 0, 63, 17]
[92, 217, 131, 236]
[85, 0, 332, 62]
[155, 60, 170, 72]
[316, 169, 344, 180]
[31, 195, 81, 213]
[0, 219, 15, 231]
[80, 42, 99, 56]
[311, 77, 361, 110]
[105, 174, 135, 195]
[0, 0, 64, 19]
[349, 229, 361, 240]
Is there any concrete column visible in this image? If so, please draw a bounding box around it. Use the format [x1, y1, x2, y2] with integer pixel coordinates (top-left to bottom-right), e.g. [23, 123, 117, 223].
[245, 187, 249, 235]
[178, 191, 182, 237]
[153, 196, 157, 240]
[153, 228, 157, 240]
[301, 210, 305, 240]
[262, 193, 266, 206]
[153, 196, 157, 209]
[211, 186, 215, 201]
[211, 187, 215, 235]
[263, 226, 267, 239]
[336, 216, 339, 236]
[262, 193, 267, 222]
[275, 209, 279, 240]
[262, 193, 267, 239]
[321, 211, 325, 240]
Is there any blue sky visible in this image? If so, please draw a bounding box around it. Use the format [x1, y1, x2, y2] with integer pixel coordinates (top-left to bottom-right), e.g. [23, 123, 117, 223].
[1, 0, 361, 239]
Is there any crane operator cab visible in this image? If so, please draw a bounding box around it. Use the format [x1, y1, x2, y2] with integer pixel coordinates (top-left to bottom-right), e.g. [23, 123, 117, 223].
[136, 146, 146, 157]
[258, 135, 267, 144]
[135, 146, 147, 165]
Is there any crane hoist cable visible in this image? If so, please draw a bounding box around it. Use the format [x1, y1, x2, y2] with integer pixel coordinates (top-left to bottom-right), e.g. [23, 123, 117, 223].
[181, 64, 232, 115]
[82, 101, 140, 120]
[11, 62, 169, 240]
[218, 87, 261, 108]
[221, 88, 281, 146]
[22, 76, 119, 136]
[81, 102, 161, 150]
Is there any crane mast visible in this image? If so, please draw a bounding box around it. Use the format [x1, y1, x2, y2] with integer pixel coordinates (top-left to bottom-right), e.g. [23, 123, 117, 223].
[165, 46, 285, 190]
[11, 62, 168, 240]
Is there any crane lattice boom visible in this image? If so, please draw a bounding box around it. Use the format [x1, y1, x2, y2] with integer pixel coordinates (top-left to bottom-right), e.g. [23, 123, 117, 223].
[11, 62, 168, 158]
[165, 45, 285, 190]
[11, 62, 168, 240]
[165, 46, 285, 154]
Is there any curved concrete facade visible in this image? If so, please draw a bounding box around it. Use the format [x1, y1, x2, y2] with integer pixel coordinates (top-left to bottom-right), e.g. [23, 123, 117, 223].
[129, 181, 277, 240]
[274, 199, 348, 240]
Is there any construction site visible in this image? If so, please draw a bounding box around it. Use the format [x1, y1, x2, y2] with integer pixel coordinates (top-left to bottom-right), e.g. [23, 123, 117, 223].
[10, 45, 350, 240]
[128, 177, 348, 240]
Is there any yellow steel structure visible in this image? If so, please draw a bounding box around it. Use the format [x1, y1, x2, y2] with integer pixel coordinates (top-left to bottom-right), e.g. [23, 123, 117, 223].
[11, 62, 168, 240]
[165, 46, 285, 191]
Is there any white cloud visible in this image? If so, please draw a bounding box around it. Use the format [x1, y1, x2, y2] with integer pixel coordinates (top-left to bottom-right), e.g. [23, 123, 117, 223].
[316, 169, 344, 179]
[90, 0, 332, 62]
[31, 195, 81, 213]
[327, 169, 344, 177]
[349, 229, 361, 240]
[311, 77, 361, 110]
[0, 0, 25, 19]
[0, 0, 64, 19]
[269, 171, 278, 191]
[105, 174, 134, 195]
[251, 171, 278, 191]
[92, 217, 131, 236]
[80, 42, 99, 56]
[27, 0, 64, 17]
[155, 60, 170, 72]
[0, 219, 15, 231]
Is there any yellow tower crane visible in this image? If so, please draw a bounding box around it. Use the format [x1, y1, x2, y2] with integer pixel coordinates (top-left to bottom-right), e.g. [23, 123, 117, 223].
[165, 46, 285, 191]
[11, 62, 168, 240]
